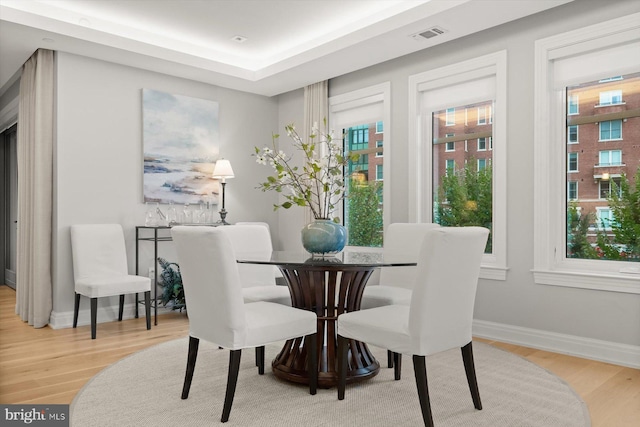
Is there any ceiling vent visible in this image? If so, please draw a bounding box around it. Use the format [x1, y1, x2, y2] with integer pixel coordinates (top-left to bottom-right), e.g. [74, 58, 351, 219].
[412, 26, 447, 41]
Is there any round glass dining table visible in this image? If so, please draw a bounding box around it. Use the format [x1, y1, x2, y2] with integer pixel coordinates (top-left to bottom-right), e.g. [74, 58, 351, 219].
[237, 250, 416, 388]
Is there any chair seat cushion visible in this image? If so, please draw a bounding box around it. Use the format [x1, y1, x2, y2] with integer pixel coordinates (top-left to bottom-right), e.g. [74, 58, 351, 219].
[338, 305, 412, 354]
[360, 286, 412, 309]
[75, 275, 151, 298]
[243, 302, 317, 348]
[242, 286, 291, 305]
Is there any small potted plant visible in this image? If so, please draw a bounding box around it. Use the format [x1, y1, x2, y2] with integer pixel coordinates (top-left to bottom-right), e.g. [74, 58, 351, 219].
[158, 257, 186, 312]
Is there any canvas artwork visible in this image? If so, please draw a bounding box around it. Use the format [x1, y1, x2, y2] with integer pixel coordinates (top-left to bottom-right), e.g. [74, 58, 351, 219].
[142, 88, 220, 205]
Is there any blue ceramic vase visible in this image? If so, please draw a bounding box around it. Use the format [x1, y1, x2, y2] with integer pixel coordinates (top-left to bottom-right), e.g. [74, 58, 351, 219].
[301, 219, 346, 256]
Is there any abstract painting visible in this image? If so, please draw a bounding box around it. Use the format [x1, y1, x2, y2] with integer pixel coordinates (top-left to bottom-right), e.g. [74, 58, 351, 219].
[142, 88, 220, 204]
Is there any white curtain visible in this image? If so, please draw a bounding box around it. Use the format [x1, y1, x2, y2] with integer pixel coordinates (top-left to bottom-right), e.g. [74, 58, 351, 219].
[15, 49, 54, 328]
[303, 81, 328, 222]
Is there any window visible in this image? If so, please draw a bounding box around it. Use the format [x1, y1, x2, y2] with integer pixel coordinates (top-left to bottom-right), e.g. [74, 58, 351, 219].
[409, 51, 507, 280]
[567, 125, 578, 144]
[376, 164, 383, 180]
[446, 108, 455, 126]
[599, 178, 622, 199]
[568, 94, 579, 115]
[599, 120, 622, 141]
[567, 152, 578, 172]
[599, 150, 622, 166]
[445, 141, 455, 151]
[330, 82, 390, 249]
[445, 159, 455, 174]
[534, 13, 640, 293]
[375, 140, 383, 157]
[477, 106, 487, 124]
[596, 207, 615, 230]
[599, 90, 622, 106]
[568, 181, 578, 200]
[434, 102, 494, 252]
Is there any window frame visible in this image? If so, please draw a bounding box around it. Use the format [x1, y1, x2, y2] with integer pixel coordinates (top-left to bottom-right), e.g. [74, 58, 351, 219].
[408, 50, 508, 281]
[533, 12, 640, 294]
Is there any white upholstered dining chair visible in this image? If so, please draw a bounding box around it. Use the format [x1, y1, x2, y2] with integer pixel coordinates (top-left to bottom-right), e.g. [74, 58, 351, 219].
[171, 226, 318, 423]
[360, 222, 440, 367]
[360, 222, 440, 310]
[218, 223, 291, 305]
[337, 226, 489, 427]
[70, 224, 151, 339]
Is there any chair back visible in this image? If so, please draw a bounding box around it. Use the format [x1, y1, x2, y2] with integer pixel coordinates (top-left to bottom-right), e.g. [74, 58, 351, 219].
[171, 226, 247, 347]
[70, 224, 129, 284]
[218, 224, 276, 287]
[380, 223, 440, 290]
[409, 226, 489, 355]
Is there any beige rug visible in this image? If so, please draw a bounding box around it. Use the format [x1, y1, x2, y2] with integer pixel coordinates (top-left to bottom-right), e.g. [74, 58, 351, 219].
[71, 338, 590, 426]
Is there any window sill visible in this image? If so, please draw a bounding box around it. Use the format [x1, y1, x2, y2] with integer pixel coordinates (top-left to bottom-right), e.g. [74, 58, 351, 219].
[533, 269, 640, 294]
[480, 265, 508, 281]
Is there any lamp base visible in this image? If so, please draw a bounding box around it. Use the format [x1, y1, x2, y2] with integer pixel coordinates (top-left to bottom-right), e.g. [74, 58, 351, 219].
[217, 208, 230, 225]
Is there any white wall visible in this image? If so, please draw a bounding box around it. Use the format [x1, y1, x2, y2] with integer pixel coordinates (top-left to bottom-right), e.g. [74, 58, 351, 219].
[327, 0, 640, 364]
[53, 53, 280, 321]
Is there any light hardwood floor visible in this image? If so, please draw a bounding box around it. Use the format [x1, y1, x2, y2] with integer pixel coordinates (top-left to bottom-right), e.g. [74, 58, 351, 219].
[0, 285, 638, 426]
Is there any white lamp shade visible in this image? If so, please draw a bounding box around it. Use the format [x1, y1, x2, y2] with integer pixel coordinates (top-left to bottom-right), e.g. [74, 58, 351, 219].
[212, 159, 235, 179]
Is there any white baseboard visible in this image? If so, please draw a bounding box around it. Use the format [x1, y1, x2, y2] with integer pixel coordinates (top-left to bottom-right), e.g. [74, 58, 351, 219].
[473, 319, 640, 369]
[49, 302, 175, 329]
[5, 269, 16, 288]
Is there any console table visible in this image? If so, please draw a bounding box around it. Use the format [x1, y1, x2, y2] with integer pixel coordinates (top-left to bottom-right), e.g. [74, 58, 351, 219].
[135, 226, 172, 325]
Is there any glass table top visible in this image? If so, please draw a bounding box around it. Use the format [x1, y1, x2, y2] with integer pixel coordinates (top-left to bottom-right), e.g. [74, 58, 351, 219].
[236, 250, 417, 268]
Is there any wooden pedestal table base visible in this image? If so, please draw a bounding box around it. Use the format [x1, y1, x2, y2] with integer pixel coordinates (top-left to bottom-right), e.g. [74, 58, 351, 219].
[272, 264, 380, 388]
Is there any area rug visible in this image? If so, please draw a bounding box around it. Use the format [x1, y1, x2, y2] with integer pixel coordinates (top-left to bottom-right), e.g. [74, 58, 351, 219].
[70, 338, 590, 426]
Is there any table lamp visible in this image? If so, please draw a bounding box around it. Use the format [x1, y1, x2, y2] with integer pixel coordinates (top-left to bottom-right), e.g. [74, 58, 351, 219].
[212, 159, 235, 224]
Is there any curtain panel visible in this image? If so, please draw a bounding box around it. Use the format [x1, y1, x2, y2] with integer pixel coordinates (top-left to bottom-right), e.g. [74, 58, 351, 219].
[15, 48, 54, 328]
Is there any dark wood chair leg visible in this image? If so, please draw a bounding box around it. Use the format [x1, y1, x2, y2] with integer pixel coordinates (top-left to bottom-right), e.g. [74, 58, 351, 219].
[461, 341, 482, 410]
[73, 293, 81, 328]
[413, 355, 434, 427]
[118, 295, 125, 321]
[135, 292, 139, 318]
[387, 349, 394, 368]
[90, 298, 97, 339]
[221, 350, 242, 423]
[144, 291, 151, 330]
[308, 333, 317, 395]
[181, 336, 200, 399]
[337, 334, 349, 400]
[256, 346, 265, 375]
[393, 352, 402, 380]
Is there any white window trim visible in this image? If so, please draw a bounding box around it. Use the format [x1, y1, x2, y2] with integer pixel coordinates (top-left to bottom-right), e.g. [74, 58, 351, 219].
[533, 12, 640, 294]
[329, 82, 391, 248]
[408, 50, 508, 281]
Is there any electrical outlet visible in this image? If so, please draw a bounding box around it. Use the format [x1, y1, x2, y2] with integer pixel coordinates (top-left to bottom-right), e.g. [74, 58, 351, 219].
[148, 267, 155, 280]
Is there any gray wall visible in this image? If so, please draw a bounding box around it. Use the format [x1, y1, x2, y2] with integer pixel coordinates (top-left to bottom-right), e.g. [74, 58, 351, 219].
[328, 0, 640, 352]
[53, 52, 280, 317]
